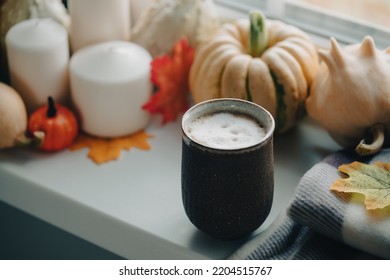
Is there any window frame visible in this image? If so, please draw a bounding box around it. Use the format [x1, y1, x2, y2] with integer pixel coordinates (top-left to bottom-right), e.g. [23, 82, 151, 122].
[215, 0, 390, 49]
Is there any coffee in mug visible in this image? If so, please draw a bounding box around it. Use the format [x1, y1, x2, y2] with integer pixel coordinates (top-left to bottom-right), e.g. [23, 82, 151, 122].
[181, 98, 275, 240]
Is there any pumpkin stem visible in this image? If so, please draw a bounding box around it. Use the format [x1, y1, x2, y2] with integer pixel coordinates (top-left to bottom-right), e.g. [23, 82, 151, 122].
[249, 10, 268, 57]
[47, 96, 57, 118]
[14, 131, 45, 148]
[355, 123, 385, 156]
[318, 50, 334, 70]
[329, 37, 345, 67]
[360, 36, 376, 57]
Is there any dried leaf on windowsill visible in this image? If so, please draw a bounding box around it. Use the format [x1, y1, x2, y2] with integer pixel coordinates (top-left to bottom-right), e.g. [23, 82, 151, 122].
[331, 161, 390, 210]
[69, 130, 153, 164]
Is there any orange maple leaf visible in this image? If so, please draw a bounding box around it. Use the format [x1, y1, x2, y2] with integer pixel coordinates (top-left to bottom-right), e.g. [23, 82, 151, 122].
[69, 131, 153, 164]
[142, 38, 195, 124]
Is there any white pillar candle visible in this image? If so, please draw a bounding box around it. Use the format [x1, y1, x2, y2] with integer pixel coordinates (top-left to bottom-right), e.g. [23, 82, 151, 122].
[70, 41, 152, 138]
[69, 0, 131, 52]
[5, 18, 70, 113]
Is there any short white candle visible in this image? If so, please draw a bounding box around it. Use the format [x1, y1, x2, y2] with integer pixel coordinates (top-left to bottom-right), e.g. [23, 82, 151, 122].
[69, 0, 131, 52]
[70, 41, 152, 138]
[5, 18, 70, 113]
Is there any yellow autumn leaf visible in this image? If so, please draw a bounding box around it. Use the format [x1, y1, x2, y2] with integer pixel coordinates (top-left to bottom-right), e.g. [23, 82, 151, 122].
[69, 130, 153, 164]
[331, 161, 390, 210]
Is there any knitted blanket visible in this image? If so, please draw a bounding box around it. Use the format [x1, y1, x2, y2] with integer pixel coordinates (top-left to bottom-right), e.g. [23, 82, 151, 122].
[229, 148, 390, 260]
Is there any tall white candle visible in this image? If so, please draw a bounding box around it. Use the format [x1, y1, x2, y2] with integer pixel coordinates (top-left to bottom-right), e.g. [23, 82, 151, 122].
[69, 0, 131, 52]
[70, 41, 152, 138]
[5, 18, 70, 113]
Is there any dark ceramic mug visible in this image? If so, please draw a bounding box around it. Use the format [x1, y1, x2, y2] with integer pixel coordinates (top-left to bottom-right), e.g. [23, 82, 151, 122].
[181, 98, 275, 240]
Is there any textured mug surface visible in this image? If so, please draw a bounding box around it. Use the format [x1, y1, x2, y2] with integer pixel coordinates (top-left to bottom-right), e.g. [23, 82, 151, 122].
[181, 98, 275, 240]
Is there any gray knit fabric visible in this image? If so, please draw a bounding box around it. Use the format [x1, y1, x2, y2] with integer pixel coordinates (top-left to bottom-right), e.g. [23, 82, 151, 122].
[229, 149, 389, 260]
[288, 157, 349, 242]
[229, 211, 374, 260]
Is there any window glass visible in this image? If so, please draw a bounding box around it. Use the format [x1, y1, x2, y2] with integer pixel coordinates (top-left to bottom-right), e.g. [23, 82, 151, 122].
[292, 0, 390, 28]
[216, 0, 390, 49]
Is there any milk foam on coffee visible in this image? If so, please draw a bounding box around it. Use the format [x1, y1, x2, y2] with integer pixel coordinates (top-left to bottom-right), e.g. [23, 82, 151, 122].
[186, 112, 267, 149]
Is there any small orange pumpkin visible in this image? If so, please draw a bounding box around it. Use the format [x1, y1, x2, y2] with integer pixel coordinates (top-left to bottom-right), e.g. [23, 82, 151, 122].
[28, 96, 78, 151]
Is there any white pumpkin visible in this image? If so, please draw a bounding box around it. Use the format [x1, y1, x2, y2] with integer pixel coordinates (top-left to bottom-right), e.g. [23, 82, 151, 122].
[190, 12, 319, 133]
[131, 0, 220, 57]
[306, 36, 390, 155]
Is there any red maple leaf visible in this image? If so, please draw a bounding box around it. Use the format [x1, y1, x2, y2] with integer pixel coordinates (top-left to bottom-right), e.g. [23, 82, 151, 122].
[142, 38, 195, 124]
